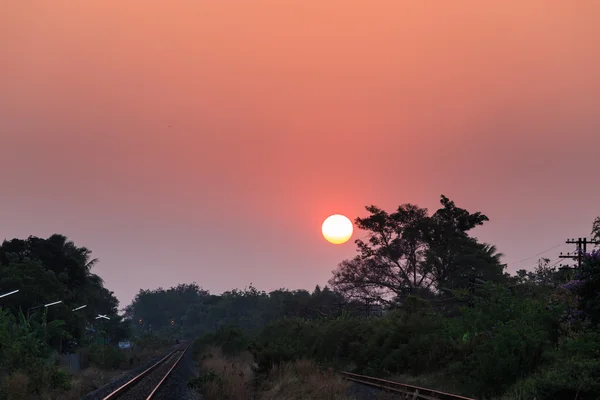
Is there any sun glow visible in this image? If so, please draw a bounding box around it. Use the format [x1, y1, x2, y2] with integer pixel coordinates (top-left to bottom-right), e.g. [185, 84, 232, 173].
[322, 214, 353, 244]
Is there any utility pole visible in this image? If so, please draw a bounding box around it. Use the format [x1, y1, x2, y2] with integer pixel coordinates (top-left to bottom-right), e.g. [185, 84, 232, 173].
[559, 237, 600, 270]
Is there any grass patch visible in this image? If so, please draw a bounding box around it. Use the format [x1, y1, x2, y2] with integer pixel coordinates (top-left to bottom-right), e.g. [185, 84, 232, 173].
[258, 359, 351, 400]
[190, 346, 353, 400]
[190, 346, 254, 399]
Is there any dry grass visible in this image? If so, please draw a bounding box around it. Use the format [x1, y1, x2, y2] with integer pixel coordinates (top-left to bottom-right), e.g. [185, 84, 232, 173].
[193, 347, 351, 400]
[4, 372, 33, 400]
[60, 345, 173, 399]
[196, 346, 255, 399]
[1, 345, 175, 400]
[60, 367, 122, 399]
[259, 360, 351, 400]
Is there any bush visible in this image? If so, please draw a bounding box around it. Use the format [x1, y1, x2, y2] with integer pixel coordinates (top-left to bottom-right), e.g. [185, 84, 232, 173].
[2, 372, 30, 400]
[189, 253, 600, 399]
[133, 333, 170, 350]
[251, 318, 317, 373]
[504, 331, 600, 400]
[88, 344, 125, 370]
[50, 369, 72, 391]
[194, 325, 251, 358]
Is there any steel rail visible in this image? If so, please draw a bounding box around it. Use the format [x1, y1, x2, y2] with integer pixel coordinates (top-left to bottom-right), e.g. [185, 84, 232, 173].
[339, 371, 475, 400]
[102, 344, 187, 400]
[145, 346, 188, 398]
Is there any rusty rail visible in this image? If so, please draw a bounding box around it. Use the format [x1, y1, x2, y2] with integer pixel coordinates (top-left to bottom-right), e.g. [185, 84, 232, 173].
[339, 371, 475, 400]
[102, 343, 188, 400]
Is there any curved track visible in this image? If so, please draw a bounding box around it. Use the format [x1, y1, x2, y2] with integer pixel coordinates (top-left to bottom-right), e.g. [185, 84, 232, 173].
[340, 371, 475, 400]
[102, 343, 188, 400]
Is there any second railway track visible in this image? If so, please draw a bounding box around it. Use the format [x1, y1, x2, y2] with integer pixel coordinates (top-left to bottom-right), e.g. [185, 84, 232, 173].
[102, 343, 188, 400]
[340, 371, 475, 400]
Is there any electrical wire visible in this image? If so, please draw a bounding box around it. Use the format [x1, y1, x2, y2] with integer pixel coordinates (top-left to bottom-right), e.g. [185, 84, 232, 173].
[507, 243, 565, 266]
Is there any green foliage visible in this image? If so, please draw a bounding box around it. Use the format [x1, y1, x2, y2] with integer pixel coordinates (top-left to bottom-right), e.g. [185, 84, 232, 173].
[255, 249, 600, 399]
[125, 283, 209, 336]
[50, 369, 72, 391]
[133, 333, 171, 350]
[193, 325, 252, 360]
[127, 282, 345, 340]
[87, 344, 126, 369]
[505, 331, 600, 399]
[446, 293, 562, 396]
[0, 307, 72, 395]
[0, 234, 128, 352]
[210, 325, 251, 356]
[188, 371, 224, 391]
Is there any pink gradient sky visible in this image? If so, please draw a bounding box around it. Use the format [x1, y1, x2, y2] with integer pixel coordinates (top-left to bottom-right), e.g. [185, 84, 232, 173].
[1, 1, 599, 307]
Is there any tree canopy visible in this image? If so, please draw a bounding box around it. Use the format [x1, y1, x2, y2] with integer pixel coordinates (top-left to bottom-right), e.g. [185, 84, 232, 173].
[125, 283, 346, 338]
[329, 195, 505, 304]
[0, 234, 127, 350]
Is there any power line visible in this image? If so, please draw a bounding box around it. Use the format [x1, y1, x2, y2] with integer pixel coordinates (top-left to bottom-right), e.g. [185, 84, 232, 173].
[548, 258, 562, 269]
[507, 243, 564, 266]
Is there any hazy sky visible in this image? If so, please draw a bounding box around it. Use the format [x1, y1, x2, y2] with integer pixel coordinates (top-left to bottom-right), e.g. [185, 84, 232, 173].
[2, 1, 599, 307]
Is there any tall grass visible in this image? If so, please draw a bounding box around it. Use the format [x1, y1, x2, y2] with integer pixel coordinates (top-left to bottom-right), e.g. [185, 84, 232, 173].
[192, 346, 353, 400]
[259, 359, 351, 400]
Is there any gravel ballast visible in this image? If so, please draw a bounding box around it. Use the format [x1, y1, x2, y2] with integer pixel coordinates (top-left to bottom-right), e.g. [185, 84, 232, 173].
[82, 345, 180, 400]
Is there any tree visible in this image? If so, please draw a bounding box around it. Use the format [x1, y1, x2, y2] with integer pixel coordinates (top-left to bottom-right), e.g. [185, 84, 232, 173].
[0, 234, 124, 350]
[329, 203, 429, 304]
[592, 216, 600, 245]
[126, 283, 210, 334]
[421, 195, 499, 288]
[329, 195, 503, 304]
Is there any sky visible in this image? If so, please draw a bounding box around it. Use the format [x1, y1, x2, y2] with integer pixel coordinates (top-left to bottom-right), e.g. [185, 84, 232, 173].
[1, 1, 599, 307]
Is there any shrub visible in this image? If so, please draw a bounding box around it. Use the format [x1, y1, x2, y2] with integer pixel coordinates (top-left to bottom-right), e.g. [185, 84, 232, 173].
[88, 344, 125, 370]
[504, 330, 600, 400]
[3, 372, 30, 400]
[132, 333, 170, 350]
[193, 325, 252, 359]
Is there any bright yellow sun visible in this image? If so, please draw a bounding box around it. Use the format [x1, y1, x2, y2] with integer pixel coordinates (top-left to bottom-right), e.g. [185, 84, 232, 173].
[322, 214, 353, 244]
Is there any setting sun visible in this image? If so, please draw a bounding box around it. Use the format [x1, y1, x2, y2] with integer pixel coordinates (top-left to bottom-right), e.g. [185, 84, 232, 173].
[322, 214, 353, 245]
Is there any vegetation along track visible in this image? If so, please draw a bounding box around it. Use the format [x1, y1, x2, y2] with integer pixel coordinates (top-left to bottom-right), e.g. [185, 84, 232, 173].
[340, 371, 475, 400]
[102, 343, 189, 400]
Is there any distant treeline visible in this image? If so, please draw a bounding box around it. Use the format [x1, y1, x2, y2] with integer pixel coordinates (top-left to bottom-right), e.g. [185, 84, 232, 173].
[129, 199, 599, 400]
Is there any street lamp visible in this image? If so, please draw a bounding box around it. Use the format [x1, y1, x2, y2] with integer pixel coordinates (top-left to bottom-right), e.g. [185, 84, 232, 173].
[27, 300, 63, 319]
[0, 289, 19, 299]
[94, 314, 111, 346]
[72, 305, 87, 312]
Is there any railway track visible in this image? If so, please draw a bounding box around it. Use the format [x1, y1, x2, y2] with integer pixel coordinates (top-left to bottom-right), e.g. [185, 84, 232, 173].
[102, 343, 188, 400]
[340, 371, 475, 400]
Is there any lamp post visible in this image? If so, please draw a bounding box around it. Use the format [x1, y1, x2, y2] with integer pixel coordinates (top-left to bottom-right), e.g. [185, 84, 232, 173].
[94, 314, 110, 347]
[0, 289, 19, 299]
[27, 300, 63, 319]
[68, 304, 87, 350]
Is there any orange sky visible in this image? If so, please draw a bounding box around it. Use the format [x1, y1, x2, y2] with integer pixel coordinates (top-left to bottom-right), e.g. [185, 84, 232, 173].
[1, 1, 599, 306]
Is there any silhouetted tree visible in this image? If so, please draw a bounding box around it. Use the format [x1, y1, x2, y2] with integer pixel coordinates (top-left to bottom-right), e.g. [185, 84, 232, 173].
[329, 195, 504, 304]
